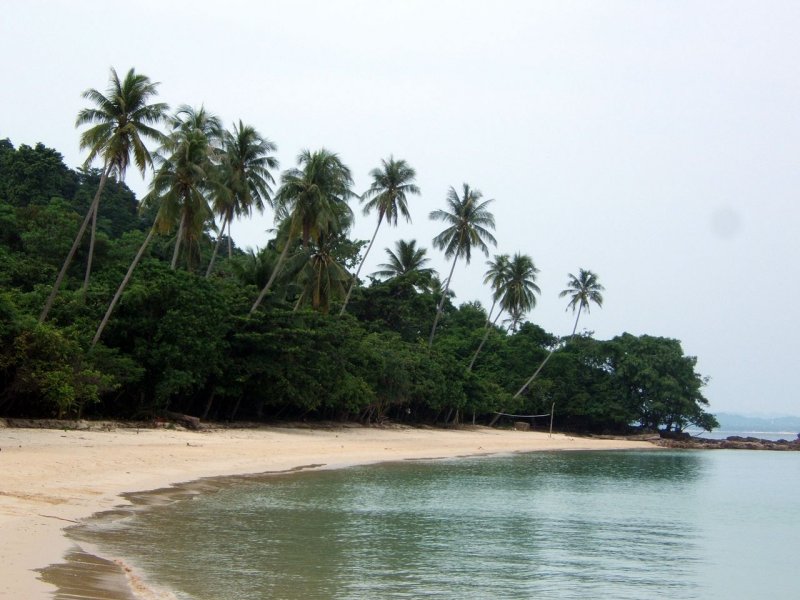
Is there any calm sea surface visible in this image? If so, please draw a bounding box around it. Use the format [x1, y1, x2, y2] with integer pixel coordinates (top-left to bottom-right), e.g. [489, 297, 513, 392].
[76, 450, 800, 599]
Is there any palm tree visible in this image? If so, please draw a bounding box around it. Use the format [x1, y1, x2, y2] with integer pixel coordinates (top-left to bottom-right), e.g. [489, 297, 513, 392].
[372, 239, 434, 280]
[150, 120, 217, 270]
[468, 253, 539, 371]
[169, 104, 223, 145]
[503, 254, 541, 328]
[513, 268, 604, 398]
[428, 274, 456, 301]
[92, 123, 218, 347]
[250, 149, 355, 314]
[482, 254, 511, 323]
[560, 268, 605, 336]
[339, 156, 420, 315]
[206, 121, 278, 277]
[428, 183, 497, 347]
[293, 234, 351, 314]
[40, 67, 167, 322]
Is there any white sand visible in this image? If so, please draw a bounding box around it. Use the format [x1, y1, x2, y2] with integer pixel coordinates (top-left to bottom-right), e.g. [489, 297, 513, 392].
[0, 424, 655, 598]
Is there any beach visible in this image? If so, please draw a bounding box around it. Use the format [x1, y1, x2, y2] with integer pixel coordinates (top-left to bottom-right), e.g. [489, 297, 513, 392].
[0, 423, 655, 599]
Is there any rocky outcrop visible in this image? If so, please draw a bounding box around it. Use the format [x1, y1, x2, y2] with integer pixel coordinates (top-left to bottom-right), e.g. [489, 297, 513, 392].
[656, 434, 800, 451]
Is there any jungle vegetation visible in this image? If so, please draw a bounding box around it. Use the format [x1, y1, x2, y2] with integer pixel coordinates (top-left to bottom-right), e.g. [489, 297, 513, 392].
[0, 68, 718, 434]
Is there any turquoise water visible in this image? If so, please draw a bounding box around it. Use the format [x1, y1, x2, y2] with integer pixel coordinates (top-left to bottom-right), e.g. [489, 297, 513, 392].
[78, 451, 800, 599]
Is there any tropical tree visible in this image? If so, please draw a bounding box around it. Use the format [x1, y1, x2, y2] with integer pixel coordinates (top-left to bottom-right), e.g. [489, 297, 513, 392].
[250, 149, 355, 314]
[92, 110, 218, 347]
[169, 104, 223, 145]
[513, 268, 604, 398]
[206, 121, 278, 277]
[40, 67, 167, 322]
[480, 254, 510, 325]
[339, 156, 419, 315]
[560, 269, 605, 336]
[150, 113, 218, 270]
[502, 255, 541, 332]
[372, 239, 434, 281]
[469, 253, 539, 370]
[293, 233, 351, 314]
[428, 183, 496, 347]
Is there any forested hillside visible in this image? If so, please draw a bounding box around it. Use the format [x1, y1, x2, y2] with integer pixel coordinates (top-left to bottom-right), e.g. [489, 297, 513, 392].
[0, 69, 717, 433]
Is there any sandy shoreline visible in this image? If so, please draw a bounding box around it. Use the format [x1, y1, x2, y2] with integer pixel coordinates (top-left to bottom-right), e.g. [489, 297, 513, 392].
[0, 424, 655, 599]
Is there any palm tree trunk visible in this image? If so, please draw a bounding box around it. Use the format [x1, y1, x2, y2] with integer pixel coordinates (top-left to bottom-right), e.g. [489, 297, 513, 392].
[339, 215, 383, 316]
[485, 298, 498, 327]
[205, 215, 229, 278]
[468, 308, 503, 371]
[293, 293, 304, 313]
[250, 236, 292, 314]
[82, 199, 99, 295]
[227, 219, 233, 259]
[570, 305, 583, 336]
[92, 227, 155, 348]
[512, 308, 583, 399]
[171, 212, 186, 270]
[40, 162, 112, 322]
[428, 252, 459, 348]
[513, 347, 556, 399]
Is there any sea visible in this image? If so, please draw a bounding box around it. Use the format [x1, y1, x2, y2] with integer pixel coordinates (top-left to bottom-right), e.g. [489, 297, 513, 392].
[64, 449, 799, 599]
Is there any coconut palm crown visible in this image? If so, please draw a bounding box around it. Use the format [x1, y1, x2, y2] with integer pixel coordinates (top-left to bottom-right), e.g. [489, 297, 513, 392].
[250, 148, 355, 314]
[76, 67, 169, 179]
[373, 239, 434, 280]
[560, 268, 605, 335]
[39, 67, 168, 322]
[206, 122, 278, 275]
[427, 183, 497, 346]
[339, 156, 420, 315]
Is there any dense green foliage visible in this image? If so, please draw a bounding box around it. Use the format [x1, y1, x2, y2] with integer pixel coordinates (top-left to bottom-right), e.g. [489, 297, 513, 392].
[0, 132, 717, 433]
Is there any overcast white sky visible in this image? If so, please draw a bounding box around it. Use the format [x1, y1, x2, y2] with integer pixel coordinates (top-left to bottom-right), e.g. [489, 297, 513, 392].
[3, 1, 799, 416]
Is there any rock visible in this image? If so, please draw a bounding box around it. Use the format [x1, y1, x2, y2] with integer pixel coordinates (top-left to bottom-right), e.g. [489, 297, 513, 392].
[655, 436, 800, 451]
[513, 421, 531, 431]
[660, 430, 692, 440]
[0, 418, 7, 428]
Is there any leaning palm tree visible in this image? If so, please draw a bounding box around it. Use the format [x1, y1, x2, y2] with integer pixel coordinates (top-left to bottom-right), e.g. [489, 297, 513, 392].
[40, 67, 167, 322]
[513, 268, 604, 398]
[339, 156, 419, 315]
[206, 121, 278, 277]
[151, 123, 217, 270]
[468, 253, 539, 370]
[372, 239, 434, 280]
[250, 149, 355, 314]
[91, 125, 217, 347]
[481, 254, 511, 324]
[428, 183, 497, 347]
[560, 269, 605, 336]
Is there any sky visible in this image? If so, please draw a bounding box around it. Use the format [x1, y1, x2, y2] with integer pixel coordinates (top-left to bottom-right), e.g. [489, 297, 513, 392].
[2, 1, 799, 416]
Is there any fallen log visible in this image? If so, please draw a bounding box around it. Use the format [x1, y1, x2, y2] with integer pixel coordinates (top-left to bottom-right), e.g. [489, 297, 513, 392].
[164, 411, 203, 431]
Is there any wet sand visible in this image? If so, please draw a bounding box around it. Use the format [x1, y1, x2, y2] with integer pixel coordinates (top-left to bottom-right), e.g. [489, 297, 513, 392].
[0, 424, 656, 599]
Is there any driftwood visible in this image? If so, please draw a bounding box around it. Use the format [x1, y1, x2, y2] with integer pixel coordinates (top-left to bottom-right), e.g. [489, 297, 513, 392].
[164, 411, 203, 430]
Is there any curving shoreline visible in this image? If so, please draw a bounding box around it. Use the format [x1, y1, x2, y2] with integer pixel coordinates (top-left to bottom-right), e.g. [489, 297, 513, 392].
[0, 423, 656, 599]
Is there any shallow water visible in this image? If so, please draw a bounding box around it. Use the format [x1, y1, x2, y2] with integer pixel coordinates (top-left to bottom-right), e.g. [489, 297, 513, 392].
[72, 450, 800, 599]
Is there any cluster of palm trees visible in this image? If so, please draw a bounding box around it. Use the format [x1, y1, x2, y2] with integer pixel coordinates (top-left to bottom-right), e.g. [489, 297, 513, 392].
[41, 66, 607, 397]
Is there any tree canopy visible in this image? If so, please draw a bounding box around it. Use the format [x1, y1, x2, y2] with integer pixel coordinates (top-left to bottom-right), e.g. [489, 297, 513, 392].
[0, 75, 718, 435]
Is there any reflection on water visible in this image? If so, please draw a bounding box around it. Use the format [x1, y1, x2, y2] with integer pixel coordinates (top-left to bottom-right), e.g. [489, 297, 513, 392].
[68, 450, 798, 599]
